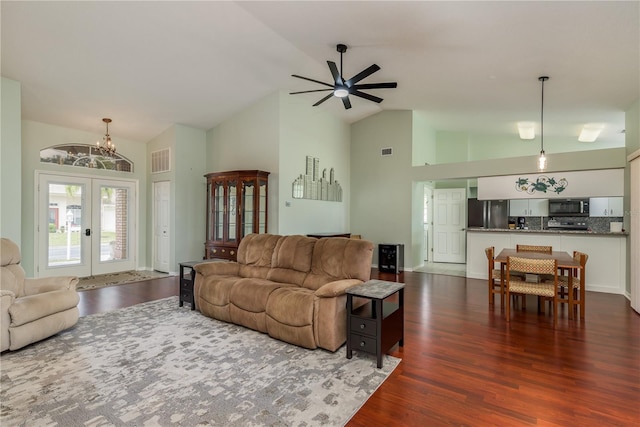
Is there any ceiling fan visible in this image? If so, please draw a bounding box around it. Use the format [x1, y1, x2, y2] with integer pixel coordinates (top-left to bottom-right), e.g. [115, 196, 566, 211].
[290, 44, 397, 110]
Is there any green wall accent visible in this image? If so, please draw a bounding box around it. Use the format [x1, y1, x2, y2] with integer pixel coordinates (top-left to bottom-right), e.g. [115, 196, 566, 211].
[1, 78, 22, 244]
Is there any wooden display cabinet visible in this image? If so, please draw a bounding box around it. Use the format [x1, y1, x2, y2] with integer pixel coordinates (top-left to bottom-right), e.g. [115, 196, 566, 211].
[204, 170, 269, 261]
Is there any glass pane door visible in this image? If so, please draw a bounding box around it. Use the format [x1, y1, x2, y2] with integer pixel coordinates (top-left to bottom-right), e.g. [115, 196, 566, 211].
[258, 179, 267, 233]
[37, 173, 137, 278]
[242, 180, 255, 237]
[38, 174, 92, 277]
[214, 181, 224, 241]
[227, 180, 237, 242]
[91, 179, 136, 275]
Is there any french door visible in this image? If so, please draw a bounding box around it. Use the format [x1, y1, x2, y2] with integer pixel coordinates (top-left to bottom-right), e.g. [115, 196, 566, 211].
[37, 172, 137, 277]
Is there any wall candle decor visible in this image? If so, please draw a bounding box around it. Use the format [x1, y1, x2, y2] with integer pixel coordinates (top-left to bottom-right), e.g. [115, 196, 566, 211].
[292, 156, 342, 202]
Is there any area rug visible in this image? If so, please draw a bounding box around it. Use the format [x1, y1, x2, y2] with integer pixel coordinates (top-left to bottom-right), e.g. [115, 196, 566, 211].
[77, 270, 171, 291]
[0, 297, 400, 426]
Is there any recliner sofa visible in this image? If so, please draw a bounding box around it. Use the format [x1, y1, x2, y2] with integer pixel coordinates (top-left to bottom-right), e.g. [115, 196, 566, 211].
[1, 238, 80, 352]
[194, 234, 374, 351]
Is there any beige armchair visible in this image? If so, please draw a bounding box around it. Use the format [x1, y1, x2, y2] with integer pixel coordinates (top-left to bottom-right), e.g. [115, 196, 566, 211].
[1, 238, 80, 351]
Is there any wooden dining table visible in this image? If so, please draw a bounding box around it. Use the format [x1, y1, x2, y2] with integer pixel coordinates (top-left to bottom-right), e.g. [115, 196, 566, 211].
[494, 248, 584, 320]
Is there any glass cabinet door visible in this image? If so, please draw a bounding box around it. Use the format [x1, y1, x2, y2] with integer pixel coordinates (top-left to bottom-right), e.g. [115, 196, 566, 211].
[258, 178, 267, 233]
[242, 179, 255, 238]
[227, 180, 237, 243]
[213, 181, 224, 242]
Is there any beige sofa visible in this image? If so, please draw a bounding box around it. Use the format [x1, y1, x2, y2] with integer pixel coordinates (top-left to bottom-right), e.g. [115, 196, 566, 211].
[1, 238, 80, 352]
[194, 234, 374, 352]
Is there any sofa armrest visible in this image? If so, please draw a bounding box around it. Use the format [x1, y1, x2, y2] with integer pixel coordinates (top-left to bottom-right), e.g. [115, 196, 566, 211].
[8, 289, 80, 327]
[24, 276, 79, 296]
[314, 279, 363, 298]
[194, 261, 240, 277]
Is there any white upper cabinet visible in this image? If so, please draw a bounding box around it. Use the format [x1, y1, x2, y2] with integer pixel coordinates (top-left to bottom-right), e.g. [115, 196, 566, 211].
[590, 197, 624, 217]
[509, 199, 549, 216]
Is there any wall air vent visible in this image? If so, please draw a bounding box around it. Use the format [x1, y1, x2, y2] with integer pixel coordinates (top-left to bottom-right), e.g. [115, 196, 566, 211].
[151, 148, 171, 174]
[381, 147, 393, 156]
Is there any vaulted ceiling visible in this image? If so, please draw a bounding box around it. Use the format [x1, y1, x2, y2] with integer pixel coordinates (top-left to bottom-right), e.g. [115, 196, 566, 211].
[1, 1, 638, 146]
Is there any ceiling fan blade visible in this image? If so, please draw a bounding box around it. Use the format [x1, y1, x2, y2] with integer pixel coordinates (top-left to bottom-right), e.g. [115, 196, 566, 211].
[353, 82, 398, 90]
[327, 61, 341, 85]
[313, 93, 334, 107]
[291, 74, 334, 89]
[350, 90, 383, 103]
[342, 96, 352, 110]
[345, 64, 381, 87]
[290, 89, 334, 95]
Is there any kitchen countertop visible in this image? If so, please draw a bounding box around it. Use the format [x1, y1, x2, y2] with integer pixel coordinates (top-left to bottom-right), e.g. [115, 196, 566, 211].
[467, 227, 628, 236]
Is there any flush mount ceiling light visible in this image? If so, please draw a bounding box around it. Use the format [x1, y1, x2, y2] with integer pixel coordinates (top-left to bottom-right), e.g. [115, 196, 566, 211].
[578, 123, 604, 142]
[537, 76, 549, 171]
[517, 122, 535, 140]
[96, 118, 116, 157]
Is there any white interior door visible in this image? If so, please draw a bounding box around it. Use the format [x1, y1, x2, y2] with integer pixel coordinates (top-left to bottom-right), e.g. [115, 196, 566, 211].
[432, 188, 467, 263]
[153, 181, 170, 273]
[37, 172, 137, 277]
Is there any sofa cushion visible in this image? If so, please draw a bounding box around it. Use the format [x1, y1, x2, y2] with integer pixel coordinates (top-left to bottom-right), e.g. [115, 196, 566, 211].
[302, 238, 374, 290]
[266, 287, 317, 349]
[237, 234, 281, 280]
[196, 275, 240, 322]
[267, 235, 316, 285]
[229, 278, 294, 315]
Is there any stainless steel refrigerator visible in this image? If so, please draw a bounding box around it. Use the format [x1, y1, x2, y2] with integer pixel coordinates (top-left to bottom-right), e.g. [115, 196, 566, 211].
[467, 199, 509, 229]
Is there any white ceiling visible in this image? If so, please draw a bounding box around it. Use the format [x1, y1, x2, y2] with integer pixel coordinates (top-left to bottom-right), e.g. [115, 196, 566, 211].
[1, 1, 638, 145]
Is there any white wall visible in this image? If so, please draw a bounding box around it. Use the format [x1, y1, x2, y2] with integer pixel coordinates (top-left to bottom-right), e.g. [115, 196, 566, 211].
[147, 124, 207, 270]
[351, 110, 414, 267]
[20, 120, 148, 275]
[278, 91, 351, 235]
[174, 125, 207, 264]
[206, 90, 350, 236]
[206, 92, 280, 233]
[0, 78, 22, 244]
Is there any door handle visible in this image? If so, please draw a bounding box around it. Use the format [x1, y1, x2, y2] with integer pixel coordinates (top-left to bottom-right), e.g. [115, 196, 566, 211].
[85, 229, 91, 236]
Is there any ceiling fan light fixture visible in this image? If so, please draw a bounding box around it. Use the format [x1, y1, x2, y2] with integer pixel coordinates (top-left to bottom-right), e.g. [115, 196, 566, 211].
[334, 87, 349, 98]
[517, 122, 535, 140]
[578, 123, 604, 142]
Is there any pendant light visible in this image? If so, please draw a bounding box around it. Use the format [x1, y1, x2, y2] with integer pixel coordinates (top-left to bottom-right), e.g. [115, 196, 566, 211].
[96, 118, 116, 157]
[538, 76, 549, 171]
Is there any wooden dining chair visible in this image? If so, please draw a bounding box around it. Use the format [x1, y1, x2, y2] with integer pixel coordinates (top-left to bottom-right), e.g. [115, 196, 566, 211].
[485, 247, 503, 307]
[557, 251, 588, 320]
[505, 256, 559, 328]
[516, 244, 553, 254]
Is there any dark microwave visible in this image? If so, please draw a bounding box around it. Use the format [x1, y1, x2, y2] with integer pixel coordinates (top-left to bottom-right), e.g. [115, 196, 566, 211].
[548, 199, 589, 217]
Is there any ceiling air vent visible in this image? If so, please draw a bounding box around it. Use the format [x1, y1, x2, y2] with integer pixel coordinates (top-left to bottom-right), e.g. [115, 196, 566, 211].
[151, 148, 171, 174]
[381, 147, 393, 156]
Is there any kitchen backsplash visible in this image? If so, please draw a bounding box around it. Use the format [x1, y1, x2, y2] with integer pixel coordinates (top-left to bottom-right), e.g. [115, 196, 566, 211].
[507, 216, 624, 233]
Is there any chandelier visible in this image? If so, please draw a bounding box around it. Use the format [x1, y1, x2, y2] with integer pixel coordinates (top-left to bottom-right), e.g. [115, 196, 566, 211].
[96, 118, 116, 157]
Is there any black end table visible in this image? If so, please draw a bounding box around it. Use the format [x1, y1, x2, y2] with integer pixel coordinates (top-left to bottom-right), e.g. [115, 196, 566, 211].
[346, 279, 405, 368]
[178, 261, 200, 310]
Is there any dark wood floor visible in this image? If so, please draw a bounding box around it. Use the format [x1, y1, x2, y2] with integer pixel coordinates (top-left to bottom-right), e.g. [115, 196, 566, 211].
[78, 270, 640, 426]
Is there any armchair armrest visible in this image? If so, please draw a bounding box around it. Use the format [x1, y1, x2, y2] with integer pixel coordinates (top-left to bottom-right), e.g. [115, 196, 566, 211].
[314, 279, 363, 298]
[24, 276, 79, 296]
[194, 261, 239, 277]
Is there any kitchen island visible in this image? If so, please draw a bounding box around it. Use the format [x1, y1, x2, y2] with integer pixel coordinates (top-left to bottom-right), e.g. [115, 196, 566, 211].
[467, 228, 628, 295]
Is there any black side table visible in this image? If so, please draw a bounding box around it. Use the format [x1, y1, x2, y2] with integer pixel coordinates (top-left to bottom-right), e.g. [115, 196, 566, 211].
[178, 261, 201, 310]
[346, 280, 405, 368]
